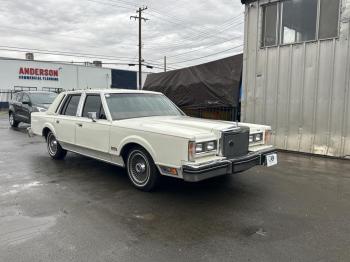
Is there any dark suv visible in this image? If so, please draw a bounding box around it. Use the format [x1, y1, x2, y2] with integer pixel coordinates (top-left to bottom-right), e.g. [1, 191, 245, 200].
[8, 91, 57, 127]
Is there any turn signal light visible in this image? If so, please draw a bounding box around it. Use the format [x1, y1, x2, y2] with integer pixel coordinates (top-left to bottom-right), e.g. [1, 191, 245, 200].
[160, 166, 178, 176]
[188, 141, 196, 162]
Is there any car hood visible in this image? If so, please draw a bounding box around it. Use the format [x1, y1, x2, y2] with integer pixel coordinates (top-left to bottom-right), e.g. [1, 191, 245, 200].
[114, 116, 240, 139]
[33, 103, 50, 110]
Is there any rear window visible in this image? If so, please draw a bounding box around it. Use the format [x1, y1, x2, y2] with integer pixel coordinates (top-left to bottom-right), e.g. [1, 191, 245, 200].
[30, 92, 57, 105]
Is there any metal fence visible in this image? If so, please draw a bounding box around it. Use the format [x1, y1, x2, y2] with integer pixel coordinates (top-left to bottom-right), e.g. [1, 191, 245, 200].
[181, 106, 239, 122]
[0, 90, 14, 110]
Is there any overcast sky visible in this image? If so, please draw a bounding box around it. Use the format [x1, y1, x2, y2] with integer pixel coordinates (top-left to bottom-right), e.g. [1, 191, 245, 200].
[0, 0, 244, 72]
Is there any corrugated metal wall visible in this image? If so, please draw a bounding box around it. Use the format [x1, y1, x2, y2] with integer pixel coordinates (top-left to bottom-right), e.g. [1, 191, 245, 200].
[242, 0, 350, 157]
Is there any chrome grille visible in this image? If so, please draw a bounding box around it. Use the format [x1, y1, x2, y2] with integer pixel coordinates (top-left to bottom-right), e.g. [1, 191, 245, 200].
[221, 128, 249, 159]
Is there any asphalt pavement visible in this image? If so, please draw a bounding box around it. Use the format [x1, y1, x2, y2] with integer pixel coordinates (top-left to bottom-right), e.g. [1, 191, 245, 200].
[0, 112, 350, 262]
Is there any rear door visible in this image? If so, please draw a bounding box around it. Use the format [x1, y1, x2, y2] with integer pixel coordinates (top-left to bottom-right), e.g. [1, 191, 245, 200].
[75, 94, 111, 154]
[11, 92, 22, 119]
[21, 93, 31, 123]
[54, 94, 82, 145]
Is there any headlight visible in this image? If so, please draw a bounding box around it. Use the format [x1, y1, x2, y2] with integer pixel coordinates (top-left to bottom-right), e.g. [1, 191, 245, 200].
[255, 133, 262, 142]
[196, 143, 204, 153]
[249, 133, 264, 144]
[206, 141, 216, 151]
[188, 140, 217, 161]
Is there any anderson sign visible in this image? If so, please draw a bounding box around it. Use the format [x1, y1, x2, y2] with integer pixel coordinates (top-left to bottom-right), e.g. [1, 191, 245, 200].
[18, 67, 59, 81]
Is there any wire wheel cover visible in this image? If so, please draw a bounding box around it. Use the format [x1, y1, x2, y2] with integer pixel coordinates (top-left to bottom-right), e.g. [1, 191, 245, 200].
[47, 133, 58, 156]
[128, 151, 150, 186]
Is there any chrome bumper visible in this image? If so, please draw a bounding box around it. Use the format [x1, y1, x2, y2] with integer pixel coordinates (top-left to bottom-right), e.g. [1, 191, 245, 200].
[182, 148, 277, 182]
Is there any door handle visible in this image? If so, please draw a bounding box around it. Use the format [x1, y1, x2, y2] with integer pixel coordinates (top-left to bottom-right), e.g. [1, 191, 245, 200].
[77, 123, 83, 127]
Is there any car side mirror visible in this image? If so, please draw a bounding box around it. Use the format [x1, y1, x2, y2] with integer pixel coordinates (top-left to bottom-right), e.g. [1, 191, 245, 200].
[87, 112, 97, 122]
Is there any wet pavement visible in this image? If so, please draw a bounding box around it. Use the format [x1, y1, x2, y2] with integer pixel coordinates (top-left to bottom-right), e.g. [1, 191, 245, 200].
[0, 112, 350, 262]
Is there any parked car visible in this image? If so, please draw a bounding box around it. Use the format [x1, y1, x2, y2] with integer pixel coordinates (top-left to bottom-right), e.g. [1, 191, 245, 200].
[9, 91, 58, 127]
[29, 90, 278, 191]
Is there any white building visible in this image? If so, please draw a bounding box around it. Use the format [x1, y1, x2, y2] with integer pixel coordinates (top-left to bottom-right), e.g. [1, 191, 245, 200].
[0, 56, 148, 109]
[241, 0, 350, 158]
[0, 57, 112, 91]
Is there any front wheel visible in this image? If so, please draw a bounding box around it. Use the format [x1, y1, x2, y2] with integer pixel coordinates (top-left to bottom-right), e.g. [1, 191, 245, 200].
[126, 147, 159, 191]
[47, 131, 67, 160]
[9, 112, 19, 127]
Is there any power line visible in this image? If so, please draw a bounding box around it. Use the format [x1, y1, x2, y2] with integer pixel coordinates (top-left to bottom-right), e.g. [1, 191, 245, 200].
[0, 45, 139, 61]
[164, 36, 243, 59]
[86, 0, 135, 10]
[147, 21, 244, 57]
[168, 44, 243, 65]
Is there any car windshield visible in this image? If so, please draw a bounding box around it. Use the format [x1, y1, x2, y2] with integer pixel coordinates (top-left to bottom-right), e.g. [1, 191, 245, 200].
[105, 93, 183, 120]
[30, 93, 57, 104]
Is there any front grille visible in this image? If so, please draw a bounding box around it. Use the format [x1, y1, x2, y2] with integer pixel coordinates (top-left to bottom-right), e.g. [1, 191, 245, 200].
[221, 128, 249, 159]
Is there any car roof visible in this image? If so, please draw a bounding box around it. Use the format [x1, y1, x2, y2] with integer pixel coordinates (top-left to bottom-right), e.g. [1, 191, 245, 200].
[16, 91, 56, 94]
[61, 89, 162, 95]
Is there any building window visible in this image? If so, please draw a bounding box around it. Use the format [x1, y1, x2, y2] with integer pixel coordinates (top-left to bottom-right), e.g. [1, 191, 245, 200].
[262, 4, 279, 46]
[281, 0, 318, 44]
[261, 0, 340, 47]
[319, 0, 340, 39]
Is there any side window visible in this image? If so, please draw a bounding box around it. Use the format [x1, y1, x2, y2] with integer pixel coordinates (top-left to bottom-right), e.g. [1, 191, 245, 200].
[82, 95, 107, 120]
[22, 94, 30, 103]
[15, 93, 23, 102]
[60, 95, 81, 116]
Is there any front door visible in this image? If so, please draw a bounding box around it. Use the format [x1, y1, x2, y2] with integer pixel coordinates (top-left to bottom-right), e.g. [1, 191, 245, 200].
[75, 94, 110, 154]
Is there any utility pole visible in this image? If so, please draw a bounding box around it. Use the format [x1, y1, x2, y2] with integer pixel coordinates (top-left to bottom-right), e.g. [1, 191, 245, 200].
[131, 7, 149, 90]
[164, 56, 167, 72]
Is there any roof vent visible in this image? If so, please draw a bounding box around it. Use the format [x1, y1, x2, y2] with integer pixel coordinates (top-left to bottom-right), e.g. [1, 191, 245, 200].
[25, 53, 34, 60]
[93, 61, 102, 67]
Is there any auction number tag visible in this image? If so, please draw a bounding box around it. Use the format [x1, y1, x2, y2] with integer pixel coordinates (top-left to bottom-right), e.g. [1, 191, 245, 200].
[266, 153, 278, 167]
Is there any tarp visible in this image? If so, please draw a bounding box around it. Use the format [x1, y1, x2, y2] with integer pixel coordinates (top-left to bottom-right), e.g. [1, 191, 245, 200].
[143, 54, 243, 108]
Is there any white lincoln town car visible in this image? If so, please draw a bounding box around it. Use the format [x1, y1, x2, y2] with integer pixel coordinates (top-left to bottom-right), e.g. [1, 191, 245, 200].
[29, 89, 277, 191]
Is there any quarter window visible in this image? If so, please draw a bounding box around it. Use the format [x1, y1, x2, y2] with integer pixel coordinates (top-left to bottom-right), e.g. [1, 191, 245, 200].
[60, 95, 81, 116]
[82, 95, 106, 120]
[261, 0, 340, 47]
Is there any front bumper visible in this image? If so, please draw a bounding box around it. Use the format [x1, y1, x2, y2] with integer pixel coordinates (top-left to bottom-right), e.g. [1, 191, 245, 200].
[182, 148, 277, 182]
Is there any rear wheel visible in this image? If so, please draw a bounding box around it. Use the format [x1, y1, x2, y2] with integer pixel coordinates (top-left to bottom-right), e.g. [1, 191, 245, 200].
[9, 112, 19, 128]
[47, 131, 67, 160]
[126, 147, 159, 191]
